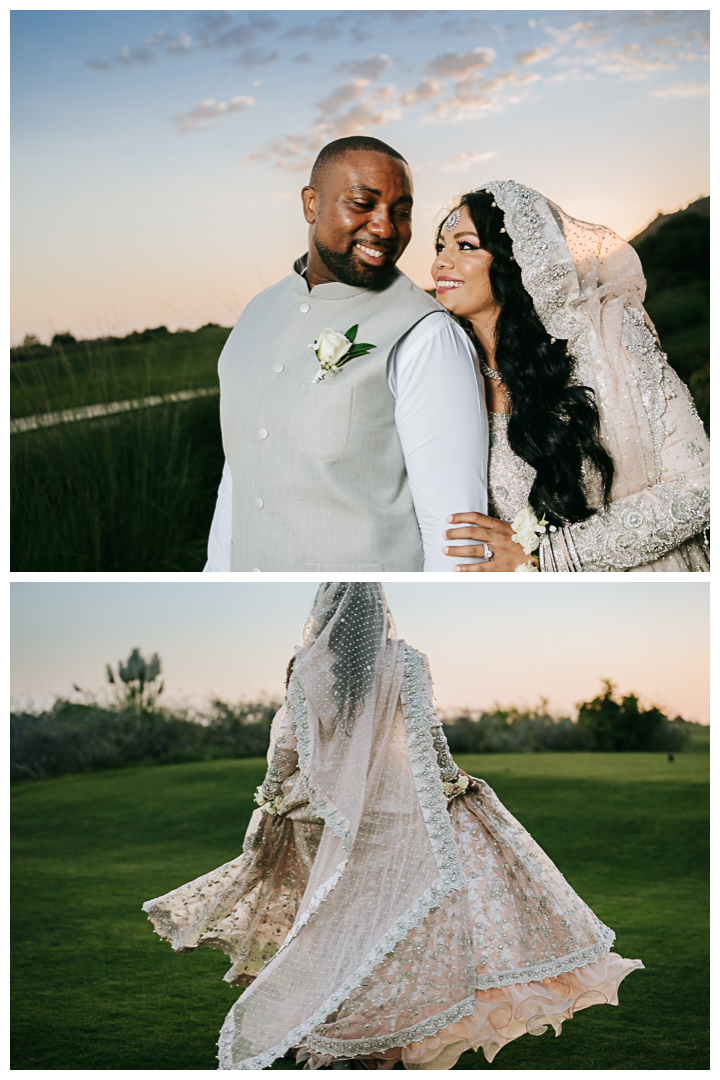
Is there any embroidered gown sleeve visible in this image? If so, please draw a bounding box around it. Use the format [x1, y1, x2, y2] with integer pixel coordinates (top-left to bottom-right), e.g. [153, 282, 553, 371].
[540, 311, 710, 572]
[414, 650, 460, 782]
[261, 702, 298, 799]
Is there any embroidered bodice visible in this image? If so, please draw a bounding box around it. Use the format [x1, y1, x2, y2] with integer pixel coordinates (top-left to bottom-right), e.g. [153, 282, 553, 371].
[487, 412, 535, 523]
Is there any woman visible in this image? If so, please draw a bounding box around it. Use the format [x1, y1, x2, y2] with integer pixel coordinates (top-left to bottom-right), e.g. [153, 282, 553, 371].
[143, 583, 643, 1069]
[433, 182, 709, 571]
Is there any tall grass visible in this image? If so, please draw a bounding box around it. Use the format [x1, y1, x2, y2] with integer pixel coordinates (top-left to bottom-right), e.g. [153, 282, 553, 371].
[11, 325, 229, 418]
[11, 395, 224, 570]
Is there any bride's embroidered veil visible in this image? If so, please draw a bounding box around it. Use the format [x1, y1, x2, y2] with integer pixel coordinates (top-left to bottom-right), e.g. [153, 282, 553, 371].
[218, 583, 474, 1068]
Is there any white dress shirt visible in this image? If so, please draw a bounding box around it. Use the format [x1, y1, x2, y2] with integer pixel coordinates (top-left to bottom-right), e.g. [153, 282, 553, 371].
[204, 310, 488, 572]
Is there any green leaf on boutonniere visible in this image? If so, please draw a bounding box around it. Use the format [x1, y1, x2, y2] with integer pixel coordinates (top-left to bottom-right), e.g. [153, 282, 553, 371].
[345, 324, 359, 343]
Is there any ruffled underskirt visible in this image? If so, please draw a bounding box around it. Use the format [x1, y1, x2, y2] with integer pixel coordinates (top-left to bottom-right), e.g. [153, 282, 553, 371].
[299, 952, 643, 1070]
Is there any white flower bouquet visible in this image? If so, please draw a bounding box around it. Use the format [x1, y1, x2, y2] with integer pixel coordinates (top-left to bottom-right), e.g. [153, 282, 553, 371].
[511, 506, 558, 570]
[443, 773, 470, 802]
[254, 785, 284, 815]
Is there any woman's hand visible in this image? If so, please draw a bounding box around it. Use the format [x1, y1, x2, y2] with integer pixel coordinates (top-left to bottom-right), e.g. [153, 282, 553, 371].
[457, 767, 479, 792]
[443, 512, 537, 572]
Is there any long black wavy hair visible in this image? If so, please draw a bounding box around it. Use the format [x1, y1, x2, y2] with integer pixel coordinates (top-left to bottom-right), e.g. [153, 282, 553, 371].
[438, 190, 615, 526]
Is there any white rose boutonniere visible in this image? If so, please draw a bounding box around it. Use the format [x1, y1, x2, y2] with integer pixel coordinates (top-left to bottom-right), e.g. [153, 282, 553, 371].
[310, 324, 376, 383]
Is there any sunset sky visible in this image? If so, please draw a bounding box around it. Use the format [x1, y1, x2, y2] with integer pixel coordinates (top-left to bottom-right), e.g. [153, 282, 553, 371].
[11, 582, 710, 723]
[11, 7, 709, 345]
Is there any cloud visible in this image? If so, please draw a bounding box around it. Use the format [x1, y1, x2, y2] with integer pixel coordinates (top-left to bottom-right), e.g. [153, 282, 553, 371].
[87, 12, 280, 71]
[245, 70, 403, 174]
[545, 21, 594, 46]
[400, 78, 445, 107]
[439, 150, 499, 172]
[651, 79, 709, 97]
[426, 47, 496, 79]
[316, 80, 370, 116]
[425, 68, 529, 122]
[332, 100, 402, 139]
[175, 96, 255, 134]
[168, 33, 192, 57]
[192, 12, 278, 50]
[279, 15, 349, 43]
[515, 44, 557, 65]
[576, 34, 609, 49]
[337, 54, 392, 80]
[293, 52, 312, 64]
[116, 44, 156, 68]
[229, 48, 279, 67]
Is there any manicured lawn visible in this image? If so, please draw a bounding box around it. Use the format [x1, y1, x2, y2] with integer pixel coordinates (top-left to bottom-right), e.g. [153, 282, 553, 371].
[11, 752, 708, 1070]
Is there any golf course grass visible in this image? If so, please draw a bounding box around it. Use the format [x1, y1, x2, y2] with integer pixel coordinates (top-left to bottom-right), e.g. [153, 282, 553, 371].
[11, 751, 708, 1070]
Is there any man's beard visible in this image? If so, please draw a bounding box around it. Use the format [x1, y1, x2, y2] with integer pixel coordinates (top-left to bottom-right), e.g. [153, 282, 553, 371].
[314, 235, 397, 289]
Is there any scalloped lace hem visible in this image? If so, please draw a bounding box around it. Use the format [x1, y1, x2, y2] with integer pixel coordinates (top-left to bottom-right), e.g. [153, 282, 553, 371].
[299, 951, 644, 1069]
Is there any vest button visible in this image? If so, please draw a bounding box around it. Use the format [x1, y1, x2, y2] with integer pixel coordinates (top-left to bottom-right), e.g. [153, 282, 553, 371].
[299, 303, 310, 313]
[273, 363, 285, 373]
[254, 497, 264, 509]
[258, 428, 268, 439]
[252, 568, 262, 572]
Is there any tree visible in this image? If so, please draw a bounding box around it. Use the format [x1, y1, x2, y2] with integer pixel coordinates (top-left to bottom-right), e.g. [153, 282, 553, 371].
[577, 680, 689, 752]
[107, 648, 163, 713]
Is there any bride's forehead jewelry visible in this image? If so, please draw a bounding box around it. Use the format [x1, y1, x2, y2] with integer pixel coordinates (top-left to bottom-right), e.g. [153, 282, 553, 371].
[444, 208, 461, 231]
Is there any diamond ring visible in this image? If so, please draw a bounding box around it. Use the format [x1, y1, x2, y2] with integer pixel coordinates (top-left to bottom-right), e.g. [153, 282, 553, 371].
[479, 543, 493, 562]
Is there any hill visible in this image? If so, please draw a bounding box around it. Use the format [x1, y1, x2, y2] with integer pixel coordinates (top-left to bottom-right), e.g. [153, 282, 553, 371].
[630, 199, 709, 432]
[629, 195, 709, 247]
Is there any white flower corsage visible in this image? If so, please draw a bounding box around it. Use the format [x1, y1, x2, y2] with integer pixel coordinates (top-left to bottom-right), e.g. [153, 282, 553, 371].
[310, 324, 376, 383]
[254, 785, 284, 815]
[511, 506, 558, 571]
[443, 773, 470, 801]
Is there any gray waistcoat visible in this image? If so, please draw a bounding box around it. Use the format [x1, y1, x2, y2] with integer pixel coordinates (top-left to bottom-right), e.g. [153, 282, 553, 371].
[219, 262, 443, 570]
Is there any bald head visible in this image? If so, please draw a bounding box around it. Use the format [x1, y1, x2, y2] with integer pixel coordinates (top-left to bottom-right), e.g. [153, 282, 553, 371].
[309, 136, 408, 191]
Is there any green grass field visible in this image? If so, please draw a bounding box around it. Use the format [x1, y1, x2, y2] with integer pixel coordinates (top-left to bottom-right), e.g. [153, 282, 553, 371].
[11, 751, 708, 1070]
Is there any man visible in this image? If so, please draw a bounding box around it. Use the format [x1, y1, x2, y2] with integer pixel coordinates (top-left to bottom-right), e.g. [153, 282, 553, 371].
[204, 135, 487, 571]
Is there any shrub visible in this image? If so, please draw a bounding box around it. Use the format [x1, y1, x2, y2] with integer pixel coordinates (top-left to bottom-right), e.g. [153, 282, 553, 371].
[10, 697, 282, 781]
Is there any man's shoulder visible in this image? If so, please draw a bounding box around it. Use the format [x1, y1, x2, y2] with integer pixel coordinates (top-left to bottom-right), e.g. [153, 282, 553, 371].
[233, 273, 296, 326]
[390, 270, 444, 313]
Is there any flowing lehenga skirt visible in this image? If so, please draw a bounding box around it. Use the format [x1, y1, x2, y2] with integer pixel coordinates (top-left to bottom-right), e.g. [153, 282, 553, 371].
[143, 773, 643, 1068]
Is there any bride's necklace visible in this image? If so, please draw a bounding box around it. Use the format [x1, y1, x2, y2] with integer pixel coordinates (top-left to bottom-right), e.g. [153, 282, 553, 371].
[479, 358, 503, 381]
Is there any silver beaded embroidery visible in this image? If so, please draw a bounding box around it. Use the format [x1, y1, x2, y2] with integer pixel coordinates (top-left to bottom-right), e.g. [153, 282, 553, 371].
[568, 483, 710, 572]
[487, 413, 535, 522]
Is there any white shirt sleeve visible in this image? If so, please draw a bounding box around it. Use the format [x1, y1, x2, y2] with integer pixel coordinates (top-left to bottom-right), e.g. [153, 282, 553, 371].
[203, 459, 233, 572]
[388, 311, 488, 571]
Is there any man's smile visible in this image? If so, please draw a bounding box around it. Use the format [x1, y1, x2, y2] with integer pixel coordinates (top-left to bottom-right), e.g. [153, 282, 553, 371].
[355, 241, 392, 263]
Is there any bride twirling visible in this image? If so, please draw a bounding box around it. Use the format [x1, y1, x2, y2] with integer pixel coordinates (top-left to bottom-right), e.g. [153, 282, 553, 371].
[142, 583, 643, 1069]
